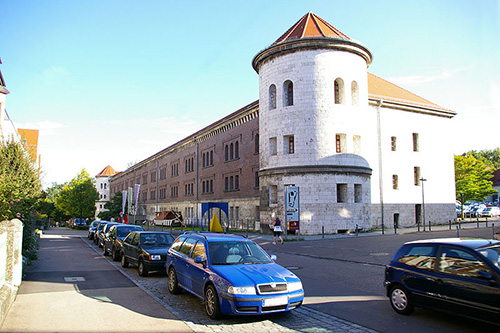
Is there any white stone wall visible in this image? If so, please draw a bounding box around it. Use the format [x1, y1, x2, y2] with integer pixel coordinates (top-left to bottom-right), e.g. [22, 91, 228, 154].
[95, 176, 111, 218]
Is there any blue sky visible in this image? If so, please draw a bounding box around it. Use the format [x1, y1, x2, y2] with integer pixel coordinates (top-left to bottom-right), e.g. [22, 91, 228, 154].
[1, 0, 499, 188]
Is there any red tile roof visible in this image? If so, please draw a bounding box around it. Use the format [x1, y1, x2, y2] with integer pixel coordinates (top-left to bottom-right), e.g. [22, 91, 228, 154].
[96, 165, 118, 177]
[273, 12, 350, 45]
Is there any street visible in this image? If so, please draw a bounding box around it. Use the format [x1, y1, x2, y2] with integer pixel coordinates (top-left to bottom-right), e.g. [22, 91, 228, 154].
[3, 224, 498, 332]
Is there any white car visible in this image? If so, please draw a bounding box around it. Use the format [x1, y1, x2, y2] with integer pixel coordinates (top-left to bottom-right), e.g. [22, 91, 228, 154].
[479, 206, 500, 218]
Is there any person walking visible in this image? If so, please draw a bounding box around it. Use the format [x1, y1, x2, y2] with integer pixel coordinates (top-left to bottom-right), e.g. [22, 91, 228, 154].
[272, 217, 284, 245]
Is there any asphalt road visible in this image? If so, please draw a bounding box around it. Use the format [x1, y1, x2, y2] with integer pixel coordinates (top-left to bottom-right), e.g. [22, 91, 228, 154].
[260, 226, 499, 332]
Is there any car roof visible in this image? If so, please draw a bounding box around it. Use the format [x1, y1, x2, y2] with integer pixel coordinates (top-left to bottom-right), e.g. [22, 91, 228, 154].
[181, 232, 248, 242]
[405, 238, 500, 250]
[135, 231, 172, 234]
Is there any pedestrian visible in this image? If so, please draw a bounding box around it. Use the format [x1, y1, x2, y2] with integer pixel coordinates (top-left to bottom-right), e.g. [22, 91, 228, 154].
[272, 217, 284, 245]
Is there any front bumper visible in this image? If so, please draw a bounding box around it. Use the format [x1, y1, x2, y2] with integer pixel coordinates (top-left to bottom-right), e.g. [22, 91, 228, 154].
[220, 290, 304, 315]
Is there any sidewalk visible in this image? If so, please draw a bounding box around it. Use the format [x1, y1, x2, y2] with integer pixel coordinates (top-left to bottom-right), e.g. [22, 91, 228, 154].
[0, 228, 192, 333]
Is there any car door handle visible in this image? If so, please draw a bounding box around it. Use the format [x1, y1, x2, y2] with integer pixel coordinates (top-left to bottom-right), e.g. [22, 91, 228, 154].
[435, 278, 444, 285]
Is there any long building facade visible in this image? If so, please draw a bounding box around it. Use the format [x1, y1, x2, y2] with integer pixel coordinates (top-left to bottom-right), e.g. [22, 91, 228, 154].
[109, 13, 456, 235]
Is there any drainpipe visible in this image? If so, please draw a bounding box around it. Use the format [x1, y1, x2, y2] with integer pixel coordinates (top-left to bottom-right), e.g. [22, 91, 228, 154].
[377, 99, 385, 235]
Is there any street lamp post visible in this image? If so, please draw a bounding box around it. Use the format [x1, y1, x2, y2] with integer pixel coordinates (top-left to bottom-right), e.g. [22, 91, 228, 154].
[420, 177, 427, 232]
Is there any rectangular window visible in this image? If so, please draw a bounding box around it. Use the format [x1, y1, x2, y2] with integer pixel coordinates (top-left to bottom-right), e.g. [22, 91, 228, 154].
[414, 167, 421, 186]
[150, 171, 156, 183]
[284, 135, 294, 154]
[413, 133, 419, 152]
[353, 135, 361, 154]
[270, 185, 278, 204]
[393, 175, 399, 190]
[269, 137, 277, 156]
[391, 136, 397, 151]
[337, 184, 347, 203]
[336, 134, 346, 153]
[354, 184, 362, 203]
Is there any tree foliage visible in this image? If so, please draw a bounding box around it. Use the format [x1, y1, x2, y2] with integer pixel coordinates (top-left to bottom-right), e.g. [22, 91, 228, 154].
[0, 139, 42, 221]
[455, 154, 497, 215]
[467, 148, 500, 169]
[55, 169, 99, 219]
[97, 191, 123, 221]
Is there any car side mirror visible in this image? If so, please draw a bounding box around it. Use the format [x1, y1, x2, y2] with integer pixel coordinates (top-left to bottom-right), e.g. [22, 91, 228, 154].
[270, 255, 277, 261]
[194, 257, 206, 265]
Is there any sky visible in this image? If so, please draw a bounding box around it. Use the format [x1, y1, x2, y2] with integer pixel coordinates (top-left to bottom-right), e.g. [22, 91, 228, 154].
[1, 0, 499, 189]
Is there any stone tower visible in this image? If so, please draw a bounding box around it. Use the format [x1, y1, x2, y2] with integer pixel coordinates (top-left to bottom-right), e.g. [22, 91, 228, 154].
[252, 13, 374, 234]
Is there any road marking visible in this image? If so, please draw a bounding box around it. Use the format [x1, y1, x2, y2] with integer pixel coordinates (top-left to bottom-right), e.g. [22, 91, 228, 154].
[64, 277, 85, 282]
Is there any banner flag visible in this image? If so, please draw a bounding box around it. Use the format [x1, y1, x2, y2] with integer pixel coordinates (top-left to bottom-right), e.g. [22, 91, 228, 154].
[121, 190, 127, 215]
[134, 184, 141, 215]
[128, 187, 133, 215]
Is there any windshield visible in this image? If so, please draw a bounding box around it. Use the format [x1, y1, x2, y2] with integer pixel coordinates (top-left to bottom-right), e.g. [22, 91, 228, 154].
[208, 241, 273, 265]
[140, 233, 174, 247]
[478, 246, 500, 268]
[117, 226, 141, 237]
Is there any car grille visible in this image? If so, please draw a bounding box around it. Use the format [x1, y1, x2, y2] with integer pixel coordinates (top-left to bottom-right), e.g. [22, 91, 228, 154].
[257, 282, 287, 294]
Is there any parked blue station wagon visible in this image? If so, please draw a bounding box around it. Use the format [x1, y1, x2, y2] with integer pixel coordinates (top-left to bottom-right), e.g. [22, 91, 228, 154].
[166, 232, 304, 319]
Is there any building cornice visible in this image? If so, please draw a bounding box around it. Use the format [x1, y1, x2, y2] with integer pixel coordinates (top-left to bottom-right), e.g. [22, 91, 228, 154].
[259, 164, 373, 177]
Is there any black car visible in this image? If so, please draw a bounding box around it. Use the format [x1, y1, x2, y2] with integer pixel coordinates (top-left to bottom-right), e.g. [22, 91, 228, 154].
[385, 238, 500, 325]
[94, 221, 116, 245]
[121, 231, 174, 277]
[103, 224, 143, 260]
[97, 222, 119, 247]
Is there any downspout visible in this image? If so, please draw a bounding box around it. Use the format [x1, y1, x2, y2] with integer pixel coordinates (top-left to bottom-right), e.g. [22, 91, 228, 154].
[377, 99, 385, 235]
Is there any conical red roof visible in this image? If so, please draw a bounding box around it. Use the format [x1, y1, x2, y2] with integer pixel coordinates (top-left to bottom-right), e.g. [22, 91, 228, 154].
[96, 165, 118, 177]
[273, 12, 350, 45]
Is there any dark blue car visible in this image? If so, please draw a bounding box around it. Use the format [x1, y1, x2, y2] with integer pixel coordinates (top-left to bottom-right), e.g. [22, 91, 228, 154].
[385, 238, 500, 325]
[166, 232, 304, 319]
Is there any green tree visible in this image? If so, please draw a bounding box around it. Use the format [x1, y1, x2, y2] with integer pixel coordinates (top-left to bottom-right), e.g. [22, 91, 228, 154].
[38, 182, 69, 223]
[455, 154, 497, 218]
[0, 139, 42, 221]
[55, 169, 99, 221]
[97, 191, 123, 221]
[467, 148, 500, 169]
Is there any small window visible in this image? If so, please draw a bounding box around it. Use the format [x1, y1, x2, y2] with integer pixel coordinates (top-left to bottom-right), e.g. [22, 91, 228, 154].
[353, 135, 361, 154]
[284, 135, 294, 154]
[283, 80, 293, 106]
[269, 137, 277, 156]
[334, 78, 344, 104]
[354, 184, 362, 203]
[392, 175, 399, 190]
[414, 167, 421, 186]
[254, 133, 259, 154]
[351, 81, 359, 106]
[413, 133, 419, 152]
[391, 136, 397, 151]
[269, 84, 276, 110]
[270, 185, 278, 204]
[336, 134, 346, 153]
[337, 184, 347, 203]
[225, 145, 229, 161]
[235, 141, 239, 159]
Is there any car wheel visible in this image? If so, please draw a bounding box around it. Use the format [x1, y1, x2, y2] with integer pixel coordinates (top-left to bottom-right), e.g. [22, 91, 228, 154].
[204, 284, 222, 319]
[121, 253, 129, 268]
[111, 247, 120, 261]
[167, 267, 181, 294]
[390, 285, 414, 315]
[138, 260, 149, 277]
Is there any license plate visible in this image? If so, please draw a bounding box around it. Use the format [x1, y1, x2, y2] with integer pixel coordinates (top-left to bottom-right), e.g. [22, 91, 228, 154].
[262, 296, 288, 307]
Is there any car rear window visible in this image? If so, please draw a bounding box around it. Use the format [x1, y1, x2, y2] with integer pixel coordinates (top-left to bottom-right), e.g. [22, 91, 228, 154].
[397, 245, 437, 271]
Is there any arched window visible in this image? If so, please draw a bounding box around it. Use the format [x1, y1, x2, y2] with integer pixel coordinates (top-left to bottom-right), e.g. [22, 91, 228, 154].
[230, 143, 234, 160]
[235, 141, 239, 158]
[202, 153, 206, 167]
[225, 145, 229, 161]
[283, 80, 293, 106]
[210, 150, 213, 165]
[334, 78, 344, 104]
[269, 84, 276, 110]
[351, 81, 359, 106]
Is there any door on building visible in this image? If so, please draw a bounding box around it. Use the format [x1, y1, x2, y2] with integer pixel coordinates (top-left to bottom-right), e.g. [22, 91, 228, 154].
[415, 204, 422, 226]
[393, 213, 399, 229]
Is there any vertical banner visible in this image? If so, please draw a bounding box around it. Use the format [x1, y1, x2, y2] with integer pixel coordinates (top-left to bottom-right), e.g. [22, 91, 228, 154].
[127, 187, 133, 215]
[285, 186, 300, 232]
[134, 184, 141, 215]
[121, 190, 127, 216]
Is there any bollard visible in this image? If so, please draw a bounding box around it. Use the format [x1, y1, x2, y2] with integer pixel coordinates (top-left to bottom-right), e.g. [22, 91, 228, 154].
[477, 219, 480, 228]
[486, 217, 488, 227]
[493, 223, 495, 239]
[456, 225, 460, 237]
[449, 220, 451, 230]
[429, 220, 431, 232]
[356, 224, 359, 237]
[322, 226, 325, 239]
